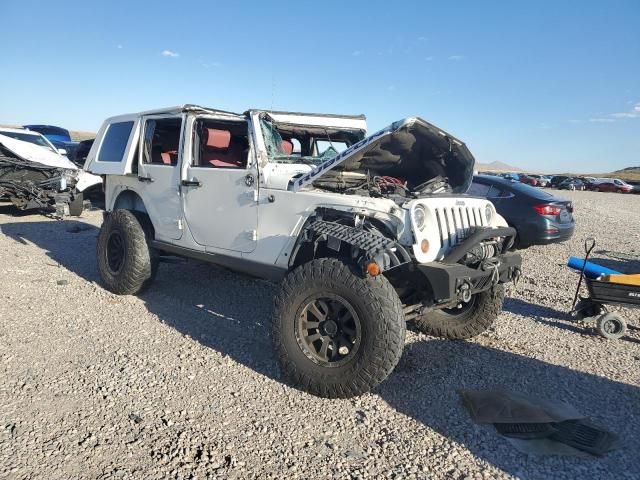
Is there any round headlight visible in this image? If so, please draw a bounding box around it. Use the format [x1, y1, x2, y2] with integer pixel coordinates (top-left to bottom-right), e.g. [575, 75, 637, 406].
[485, 204, 494, 224]
[413, 205, 426, 231]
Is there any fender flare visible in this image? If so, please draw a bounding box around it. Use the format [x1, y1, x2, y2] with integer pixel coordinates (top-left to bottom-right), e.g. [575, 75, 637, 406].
[290, 218, 411, 276]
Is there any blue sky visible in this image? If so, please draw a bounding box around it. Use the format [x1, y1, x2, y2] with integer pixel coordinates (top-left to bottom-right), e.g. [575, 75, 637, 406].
[1, 0, 638, 173]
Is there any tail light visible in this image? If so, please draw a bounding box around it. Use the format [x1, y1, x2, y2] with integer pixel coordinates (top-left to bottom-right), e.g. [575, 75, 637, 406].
[534, 204, 562, 216]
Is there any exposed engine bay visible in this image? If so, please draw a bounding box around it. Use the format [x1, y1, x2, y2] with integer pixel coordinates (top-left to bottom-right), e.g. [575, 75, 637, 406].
[260, 114, 475, 201]
[0, 134, 102, 215]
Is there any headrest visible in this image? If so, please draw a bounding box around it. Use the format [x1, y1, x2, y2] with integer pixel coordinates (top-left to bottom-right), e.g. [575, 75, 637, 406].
[204, 128, 231, 149]
[280, 139, 293, 155]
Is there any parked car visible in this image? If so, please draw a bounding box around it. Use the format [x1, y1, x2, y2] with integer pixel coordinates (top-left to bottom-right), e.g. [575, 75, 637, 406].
[557, 177, 586, 190]
[75, 138, 95, 166]
[23, 124, 79, 161]
[84, 104, 522, 398]
[589, 178, 634, 193]
[517, 174, 538, 186]
[469, 175, 575, 248]
[0, 127, 64, 155]
[500, 172, 520, 181]
[529, 175, 551, 187]
[0, 132, 101, 214]
[550, 175, 570, 188]
[628, 181, 640, 194]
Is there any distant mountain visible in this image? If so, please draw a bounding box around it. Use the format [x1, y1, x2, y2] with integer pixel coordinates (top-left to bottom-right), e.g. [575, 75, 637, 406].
[475, 161, 522, 172]
[614, 166, 640, 173]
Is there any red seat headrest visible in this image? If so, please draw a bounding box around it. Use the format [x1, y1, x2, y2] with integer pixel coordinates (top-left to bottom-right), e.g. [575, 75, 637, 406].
[204, 128, 231, 149]
[280, 139, 293, 155]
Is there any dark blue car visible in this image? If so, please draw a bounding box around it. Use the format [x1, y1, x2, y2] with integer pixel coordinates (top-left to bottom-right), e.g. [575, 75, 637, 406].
[469, 175, 576, 248]
[23, 124, 79, 161]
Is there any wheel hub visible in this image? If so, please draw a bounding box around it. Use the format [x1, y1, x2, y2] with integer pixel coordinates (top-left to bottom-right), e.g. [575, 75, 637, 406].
[321, 319, 338, 336]
[295, 294, 361, 367]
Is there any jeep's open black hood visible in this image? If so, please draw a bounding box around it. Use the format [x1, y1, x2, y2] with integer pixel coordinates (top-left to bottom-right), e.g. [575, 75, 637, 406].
[289, 117, 475, 194]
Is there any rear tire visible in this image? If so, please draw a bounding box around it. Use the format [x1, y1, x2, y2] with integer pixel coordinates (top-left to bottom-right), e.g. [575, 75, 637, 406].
[273, 258, 406, 398]
[414, 285, 505, 339]
[97, 209, 158, 295]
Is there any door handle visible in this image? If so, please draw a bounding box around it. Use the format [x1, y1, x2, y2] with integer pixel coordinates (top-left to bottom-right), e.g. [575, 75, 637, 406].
[181, 179, 202, 187]
[138, 175, 154, 183]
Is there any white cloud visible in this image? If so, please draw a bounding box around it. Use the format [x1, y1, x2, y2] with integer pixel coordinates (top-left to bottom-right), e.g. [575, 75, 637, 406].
[161, 49, 179, 58]
[590, 102, 640, 122]
[417, 36, 427, 42]
[610, 103, 640, 119]
[448, 55, 466, 61]
[117, 44, 123, 49]
[201, 61, 222, 68]
[425, 56, 434, 61]
[352, 50, 362, 57]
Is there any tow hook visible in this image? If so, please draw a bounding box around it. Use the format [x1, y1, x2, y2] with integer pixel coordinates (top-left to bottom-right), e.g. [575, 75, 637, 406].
[458, 282, 472, 303]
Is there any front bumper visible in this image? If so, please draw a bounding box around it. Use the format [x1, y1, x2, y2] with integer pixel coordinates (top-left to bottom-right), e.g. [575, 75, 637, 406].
[417, 251, 522, 304]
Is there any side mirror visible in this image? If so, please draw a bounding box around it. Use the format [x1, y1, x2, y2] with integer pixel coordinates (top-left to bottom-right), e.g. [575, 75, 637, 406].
[58, 148, 68, 155]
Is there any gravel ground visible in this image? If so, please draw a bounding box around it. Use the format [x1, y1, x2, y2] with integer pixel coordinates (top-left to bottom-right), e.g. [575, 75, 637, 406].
[1, 190, 639, 479]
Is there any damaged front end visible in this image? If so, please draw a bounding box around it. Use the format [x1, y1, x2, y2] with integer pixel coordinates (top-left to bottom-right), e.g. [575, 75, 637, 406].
[0, 134, 102, 215]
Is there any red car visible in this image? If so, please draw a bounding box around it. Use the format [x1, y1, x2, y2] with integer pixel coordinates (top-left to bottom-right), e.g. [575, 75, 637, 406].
[589, 178, 634, 193]
[518, 174, 538, 186]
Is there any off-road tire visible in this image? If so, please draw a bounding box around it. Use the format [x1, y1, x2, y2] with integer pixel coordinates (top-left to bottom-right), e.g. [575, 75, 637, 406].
[414, 285, 505, 339]
[273, 258, 406, 398]
[97, 209, 158, 295]
[68, 192, 84, 217]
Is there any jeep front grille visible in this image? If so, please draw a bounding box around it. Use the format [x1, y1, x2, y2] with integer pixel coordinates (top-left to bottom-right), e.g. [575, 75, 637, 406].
[434, 206, 486, 249]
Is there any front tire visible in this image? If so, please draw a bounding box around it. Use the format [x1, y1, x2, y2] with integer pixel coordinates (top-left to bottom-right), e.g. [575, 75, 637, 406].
[97, 209, 158, 295]
[414, 285, 505, 339]
[273, 258, 406, 398]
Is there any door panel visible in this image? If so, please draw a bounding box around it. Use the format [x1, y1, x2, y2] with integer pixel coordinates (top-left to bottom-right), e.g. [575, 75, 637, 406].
[136, 116, 184, 241]
[181, 117, 257, 253]
[182, 167, 257, 252]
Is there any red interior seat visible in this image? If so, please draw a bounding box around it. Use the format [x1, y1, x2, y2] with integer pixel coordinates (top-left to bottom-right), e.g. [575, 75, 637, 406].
[280, 139, 293, 155]
[202, 128, 244, 168]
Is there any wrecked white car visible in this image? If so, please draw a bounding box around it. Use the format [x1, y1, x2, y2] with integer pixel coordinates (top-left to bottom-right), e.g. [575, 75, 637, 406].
[0, 131, 102, 215]
[86, 105, 522, 398]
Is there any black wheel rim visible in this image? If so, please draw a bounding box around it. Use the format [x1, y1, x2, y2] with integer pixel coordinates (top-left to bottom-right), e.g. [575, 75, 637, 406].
[295, 294, 361, 367]
[106, 231, 126, 274]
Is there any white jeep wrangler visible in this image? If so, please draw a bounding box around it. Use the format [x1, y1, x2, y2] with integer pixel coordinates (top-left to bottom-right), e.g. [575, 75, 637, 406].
[86, 105, 522, 398]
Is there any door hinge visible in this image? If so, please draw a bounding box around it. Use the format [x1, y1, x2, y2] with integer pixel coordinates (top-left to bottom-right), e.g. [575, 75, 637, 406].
[177, 219, 183, 230]
[251, 229, 257, 241]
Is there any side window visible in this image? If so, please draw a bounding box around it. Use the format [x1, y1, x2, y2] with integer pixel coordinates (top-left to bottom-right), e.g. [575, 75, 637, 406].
[467, 182, 491, 197]
[194, 120, 249, 169]
[314, 139, 348, 155]
[142, 117, 182, 166]
[97, 121, 133, 162]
